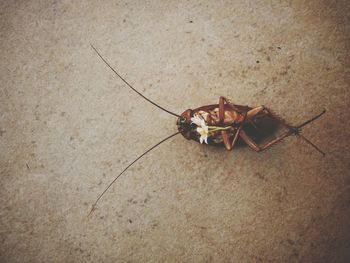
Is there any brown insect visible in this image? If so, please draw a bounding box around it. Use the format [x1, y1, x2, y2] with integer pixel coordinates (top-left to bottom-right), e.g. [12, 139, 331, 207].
[88, 45, 325, 215]
[177, 97, 325, 153]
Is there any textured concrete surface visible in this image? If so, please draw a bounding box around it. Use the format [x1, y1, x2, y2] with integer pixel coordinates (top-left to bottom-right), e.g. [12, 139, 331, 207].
[1, 1, 349, 262]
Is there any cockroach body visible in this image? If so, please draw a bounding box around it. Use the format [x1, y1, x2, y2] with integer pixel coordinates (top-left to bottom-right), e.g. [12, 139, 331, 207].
[177, 97, 325, 153]
[88, 45, 325, 215]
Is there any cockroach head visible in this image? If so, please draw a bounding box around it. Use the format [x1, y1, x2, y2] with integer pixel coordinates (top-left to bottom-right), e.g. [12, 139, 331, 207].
[177, 109, 194, 139]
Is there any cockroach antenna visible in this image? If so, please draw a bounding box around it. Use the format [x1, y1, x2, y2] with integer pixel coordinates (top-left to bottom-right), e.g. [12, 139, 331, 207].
[88, 131, 181, 217]
[90, 44, 181, 118]
[89, 44, 326, 216]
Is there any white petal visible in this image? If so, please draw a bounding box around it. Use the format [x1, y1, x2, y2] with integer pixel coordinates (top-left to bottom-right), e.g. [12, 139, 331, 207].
[204, 136, 208, 144]
[191, 115, 203, 126]
[199, 136, 204, 144]
[203, 125, 209, 133]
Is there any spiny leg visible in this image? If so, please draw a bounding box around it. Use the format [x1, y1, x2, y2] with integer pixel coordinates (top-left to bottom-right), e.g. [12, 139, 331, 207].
[247, 106, 292, 130]
[219, 96, 232, 150]
[218, 96, 227, 123]
[219, 96, 247, 151]
[297, 133, 325, 156]
[221, 127, 241, 151]
[218, 103, 291, 151]
[239, 129, 291, 152]
[229, 126, 243, 150]
[221, 130, 232, 150]
[219, 96, 244, 122]
[240, 105, 302, 152]
[240, 109, 326, 155]
[295, 109, 326, 156]
[296, 108, 326, 129]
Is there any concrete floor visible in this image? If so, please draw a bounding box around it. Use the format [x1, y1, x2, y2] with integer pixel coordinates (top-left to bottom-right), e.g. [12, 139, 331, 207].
[1, 1, 349, 262]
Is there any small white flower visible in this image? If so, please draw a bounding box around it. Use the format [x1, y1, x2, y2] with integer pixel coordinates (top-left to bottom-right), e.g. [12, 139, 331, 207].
[197, 126, 209, 144]
[191, 115, 209, 144]
[191, 115, 205, 127]
[191, 114, 232, 145]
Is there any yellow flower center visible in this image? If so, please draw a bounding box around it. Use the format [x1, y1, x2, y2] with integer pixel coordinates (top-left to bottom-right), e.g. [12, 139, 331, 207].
[198, 129, 208, 136]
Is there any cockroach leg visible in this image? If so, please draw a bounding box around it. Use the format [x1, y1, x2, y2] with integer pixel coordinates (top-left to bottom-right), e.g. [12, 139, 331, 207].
[246, 106, 264, 118]
[238, 129, 291, 152]
[230, 126, 243, 150]
[219, 96, 244, 116]
[231, 126, 242, 147]
[247, 106, 292, 130]
[238, 130, 261, 151]
[219, 97, 224, 122]
[221, 130, 232, 150]
[221, 127, 242, 151]
[239, 109, 326, 155]
[297, 133, 325, 156]
[219, 97, 236, 150]
[219, 96, 228, 123]
[219, 97, 248, 151]
[240, 105, 303, 152]
[296, 108, 326, 129]
[219, 96, 232, 150]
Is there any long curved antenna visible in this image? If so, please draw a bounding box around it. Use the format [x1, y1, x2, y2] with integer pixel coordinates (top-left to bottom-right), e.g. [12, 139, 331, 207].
[88, 131, 181, 216]
[91, 44, 181, 118]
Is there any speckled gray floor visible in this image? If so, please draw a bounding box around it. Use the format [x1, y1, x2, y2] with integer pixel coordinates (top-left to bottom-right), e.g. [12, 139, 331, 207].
[1, 1, 349, 262]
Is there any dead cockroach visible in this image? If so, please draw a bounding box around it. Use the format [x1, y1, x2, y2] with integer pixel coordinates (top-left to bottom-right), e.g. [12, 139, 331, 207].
[88, 45, 325, 215]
